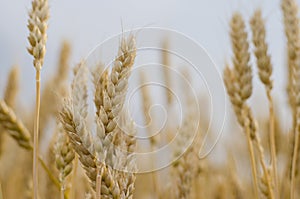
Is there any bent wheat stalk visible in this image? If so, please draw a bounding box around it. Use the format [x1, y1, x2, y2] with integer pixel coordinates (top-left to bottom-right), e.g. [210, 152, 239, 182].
[27, 0, 49, 198]
[250, 9, 278, 194]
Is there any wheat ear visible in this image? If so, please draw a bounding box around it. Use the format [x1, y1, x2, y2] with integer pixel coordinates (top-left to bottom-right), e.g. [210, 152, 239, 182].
[93, 35, 136, 199]
[39, 41, 71, 136]
[250, 9, 278, 194]
[230, 13, 252, 101]
[93, 35, 136, 161]
[0, 100, 32, 149]
[227, 12, 275, 198]
[173, 111, 198, 199]
[59, 99, 120, 198]
[27, 0, 49, 197]
[282, 0, 300, 198]
[61, 61, 124, 198]
[55, 124, 75, 199]
[245, 107, 275, 199]
[0, 66, 20, 156]
[223, 66, 259, 199]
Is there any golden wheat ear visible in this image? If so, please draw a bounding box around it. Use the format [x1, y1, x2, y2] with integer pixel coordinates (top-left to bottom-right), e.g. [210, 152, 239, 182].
[27, 0, 49, 198]
[250, 9, 279, 196]
[0, 66, 20, 156]
[225, 12, 275, 199]
[0, 100, 32, 150]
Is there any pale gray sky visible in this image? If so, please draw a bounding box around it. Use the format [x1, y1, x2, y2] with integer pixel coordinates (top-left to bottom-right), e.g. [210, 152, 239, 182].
[0, 0, 286, 84]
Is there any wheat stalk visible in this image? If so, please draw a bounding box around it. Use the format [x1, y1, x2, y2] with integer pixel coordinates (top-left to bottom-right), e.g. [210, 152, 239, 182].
[250, 9, 278, 195]
[173, 116, 197, 199]
[0, 180, 2, 199]
[161, 39, 172, 105]
[225, 12, 275, 199]
[27, 0, 49, 197]
[138, 71, 161, 197]
[281, 0, 300, 198]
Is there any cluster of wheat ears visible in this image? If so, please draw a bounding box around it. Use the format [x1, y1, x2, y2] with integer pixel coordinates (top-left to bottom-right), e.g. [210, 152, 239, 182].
[1, 0, 300, 198]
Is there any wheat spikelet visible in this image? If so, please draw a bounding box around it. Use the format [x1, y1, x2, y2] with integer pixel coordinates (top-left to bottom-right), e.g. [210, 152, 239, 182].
[223, 66, 245, 127]
[94, 68, 108, 117]
[230, 12, 252, 100]
[72, 61, 89, 121]
[27, 0, 49, 71]
[250, 10, 273, 89]
[92, 62, 105, 116]
[54, 124, 75, 196]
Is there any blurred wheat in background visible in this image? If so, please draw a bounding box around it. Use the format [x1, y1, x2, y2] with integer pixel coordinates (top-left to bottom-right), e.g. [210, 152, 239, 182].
[1, 0, 300, 199]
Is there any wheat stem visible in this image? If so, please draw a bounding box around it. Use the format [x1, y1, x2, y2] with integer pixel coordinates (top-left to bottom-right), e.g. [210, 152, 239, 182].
[33, 69, 41, 199]
[254, 131, 275, 199]
[266, 89, 278, 193]
[245, 121, 259, 199]
[38, 155, 60, 189]
[70, 156, 78, 199]
[139, 71, 159, 197]
[60, 185, 65, 199]
[0, 180, 2, 199]
[290, 118, 300, 199]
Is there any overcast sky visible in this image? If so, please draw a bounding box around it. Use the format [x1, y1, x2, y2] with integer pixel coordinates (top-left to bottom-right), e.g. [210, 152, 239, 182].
[0, 0, 286, 82]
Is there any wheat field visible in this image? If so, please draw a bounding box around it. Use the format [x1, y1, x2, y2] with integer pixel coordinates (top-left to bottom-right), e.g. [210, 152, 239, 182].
[1, 0, 300, 199]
